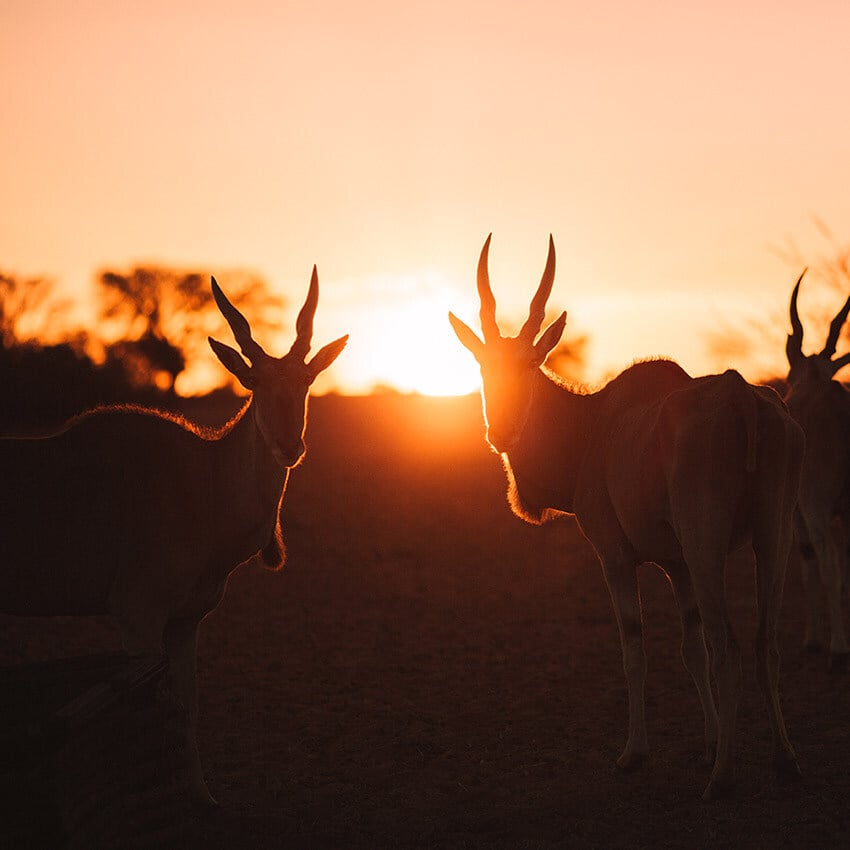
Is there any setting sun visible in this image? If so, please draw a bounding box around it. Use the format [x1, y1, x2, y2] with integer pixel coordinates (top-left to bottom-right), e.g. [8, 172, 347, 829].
[2, 1, 850, 394]
[313, 271, 482, 396]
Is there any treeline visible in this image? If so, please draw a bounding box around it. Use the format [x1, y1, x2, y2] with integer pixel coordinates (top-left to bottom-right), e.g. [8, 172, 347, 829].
[0, 267, 283, 433]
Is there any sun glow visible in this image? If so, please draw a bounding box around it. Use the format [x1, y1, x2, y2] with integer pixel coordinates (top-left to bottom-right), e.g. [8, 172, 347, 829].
[315, 271, 482, 396]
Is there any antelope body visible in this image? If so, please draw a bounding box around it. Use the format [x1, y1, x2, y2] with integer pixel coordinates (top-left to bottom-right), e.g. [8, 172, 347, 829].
[450, 236, 804, 799]
[0, 271, 348, 805]
[785, 273, 850, 669]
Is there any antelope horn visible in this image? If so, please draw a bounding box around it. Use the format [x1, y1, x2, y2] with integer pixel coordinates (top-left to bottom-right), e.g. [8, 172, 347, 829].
[520, 234, 556, 341]
[821, 293, 850, 359]
[289, 266, 320, 360]
[786, 269, 806, 365]
[211, 276, 267, 364]
[477, 234, 500, 342]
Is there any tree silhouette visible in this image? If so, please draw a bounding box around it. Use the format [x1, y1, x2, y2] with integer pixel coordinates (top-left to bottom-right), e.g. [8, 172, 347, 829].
[545, 331, 589, 383]
[704, 222, 850, 382]
[771, 222, 850, 364]
[0, 272, 70, 350]
[96, 266, 285, 393]
[0, 271, 169, 431]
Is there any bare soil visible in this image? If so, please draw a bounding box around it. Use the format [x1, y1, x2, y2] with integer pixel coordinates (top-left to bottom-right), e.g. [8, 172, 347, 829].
[3, 393, 849, 848]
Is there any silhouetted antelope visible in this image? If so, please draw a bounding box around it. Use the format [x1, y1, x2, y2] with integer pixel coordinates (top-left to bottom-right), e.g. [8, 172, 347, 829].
[785, 272, 850, 671]
[0, 270, 348, 806]
[450, 235, 804, 800]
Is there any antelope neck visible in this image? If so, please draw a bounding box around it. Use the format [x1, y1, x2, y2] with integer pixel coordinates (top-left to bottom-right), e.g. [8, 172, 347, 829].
[506, 371, 590, 515]
[220, 398, 288, 518]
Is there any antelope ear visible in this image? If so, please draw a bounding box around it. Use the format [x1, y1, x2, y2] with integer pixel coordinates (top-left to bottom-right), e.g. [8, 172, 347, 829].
[532, 311, 567, 365]
[306, 334, 349, 382]
[829, 352, 850, 377]
[449, 312, 485, 361]
[209, 337, 256, 389]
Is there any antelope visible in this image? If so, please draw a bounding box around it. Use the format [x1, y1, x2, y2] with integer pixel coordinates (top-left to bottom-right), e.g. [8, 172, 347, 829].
[0, 270, 348, 806]
[449, 235, 804, 800]
[784, 272, 850, 671]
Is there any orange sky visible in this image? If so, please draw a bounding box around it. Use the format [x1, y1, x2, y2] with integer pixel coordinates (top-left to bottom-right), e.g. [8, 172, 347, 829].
[2, 1, 850, 394]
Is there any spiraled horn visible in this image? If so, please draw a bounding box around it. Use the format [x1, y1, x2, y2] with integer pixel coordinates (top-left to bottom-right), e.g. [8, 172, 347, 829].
[519, 234, 556, 341]
[211, 276, 267, 364]
[476, 234, 500, 342]
[822, 293, 850, 359]
[289, 266, 320, 360]
[786, 269, 806, 366]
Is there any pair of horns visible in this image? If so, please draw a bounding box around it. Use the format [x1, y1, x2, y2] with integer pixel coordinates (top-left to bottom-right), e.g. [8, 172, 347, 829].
[788, 270, 850, 371]
[211, 267, 320, 363]
[477, 234, 557, 342]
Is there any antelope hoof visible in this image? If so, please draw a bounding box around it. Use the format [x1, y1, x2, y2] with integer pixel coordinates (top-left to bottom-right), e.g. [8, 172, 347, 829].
[828, 652, 850, 674]
[704, 744, 717, 766]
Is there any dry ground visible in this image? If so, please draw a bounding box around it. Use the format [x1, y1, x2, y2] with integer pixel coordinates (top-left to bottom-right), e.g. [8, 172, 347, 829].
[2, 393, 849, 848]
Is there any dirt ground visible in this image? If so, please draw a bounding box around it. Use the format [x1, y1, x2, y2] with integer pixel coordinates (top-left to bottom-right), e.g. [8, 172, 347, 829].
[3, 393, 850, 848]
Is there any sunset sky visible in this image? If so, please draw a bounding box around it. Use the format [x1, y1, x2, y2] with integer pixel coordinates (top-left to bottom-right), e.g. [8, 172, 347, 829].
[2, 1, 850, 394]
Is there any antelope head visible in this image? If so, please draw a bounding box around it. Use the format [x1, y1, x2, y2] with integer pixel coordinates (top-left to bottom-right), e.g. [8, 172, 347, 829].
[209, 269, 348, 467]
[786, 270, 850, 388]
[449, 235, 566, 453]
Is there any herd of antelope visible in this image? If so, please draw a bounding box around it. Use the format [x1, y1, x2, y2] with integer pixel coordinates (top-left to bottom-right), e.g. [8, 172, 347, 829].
[1, 238, 849, 804]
